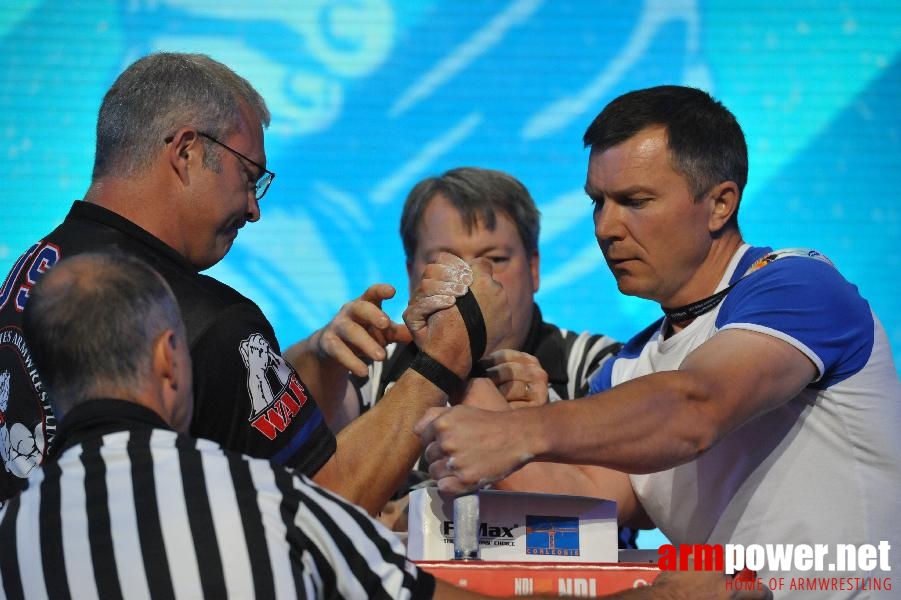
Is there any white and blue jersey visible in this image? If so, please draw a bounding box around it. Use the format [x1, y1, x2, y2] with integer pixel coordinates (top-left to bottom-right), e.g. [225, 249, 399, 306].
[590, 245, 901, 595]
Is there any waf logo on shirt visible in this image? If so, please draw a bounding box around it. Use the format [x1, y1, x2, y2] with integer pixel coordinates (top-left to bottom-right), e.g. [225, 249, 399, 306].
[526, 515, 580, 556]
[240, 333, 308, 441]
[0, 328, 50, 479]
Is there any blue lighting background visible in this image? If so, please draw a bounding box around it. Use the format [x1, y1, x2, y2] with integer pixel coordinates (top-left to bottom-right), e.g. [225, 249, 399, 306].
[2, 1, 899, 548]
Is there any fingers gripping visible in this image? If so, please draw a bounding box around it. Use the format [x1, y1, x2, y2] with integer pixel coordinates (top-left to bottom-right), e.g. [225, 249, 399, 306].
[408, 289, 489, 395]
[480, 350, 548, 406]
[404, 255, 473, 334]
[405, 295, 458, 334]
[426, 253, 474, 287]
[405, 252, 491, 394]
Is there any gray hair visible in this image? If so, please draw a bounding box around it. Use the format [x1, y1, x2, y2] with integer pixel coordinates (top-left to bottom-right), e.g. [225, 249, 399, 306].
[22, 252, 184, 420]
[400, 167, 541, 262]
[92, 52, 270, 179]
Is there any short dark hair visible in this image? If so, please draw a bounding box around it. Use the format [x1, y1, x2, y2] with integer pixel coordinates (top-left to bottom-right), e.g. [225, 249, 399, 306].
[583, 85, 748, 218]
[22, 252, 184, 419]
[400, 167, 540, 262]
[93, 52, 270, 179]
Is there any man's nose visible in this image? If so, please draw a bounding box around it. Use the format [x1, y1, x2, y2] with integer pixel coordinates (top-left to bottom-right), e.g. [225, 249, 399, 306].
[246, 195, 261, 223]
[594, 201, 623, 243]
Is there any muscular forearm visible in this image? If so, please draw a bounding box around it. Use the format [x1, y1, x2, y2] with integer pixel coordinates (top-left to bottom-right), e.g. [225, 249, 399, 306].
[524, 370, 721, 474]
[525, 331, 816, 476]
[312, 370, 447, 515]
[425, 329, 819, 497]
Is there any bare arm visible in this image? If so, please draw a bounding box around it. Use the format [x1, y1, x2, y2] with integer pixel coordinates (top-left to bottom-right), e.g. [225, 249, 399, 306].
[419, 328, 816, 493]
[312, 368, 448, 514]
[454, 374, 648, 527]
[312, 254, 511, 514]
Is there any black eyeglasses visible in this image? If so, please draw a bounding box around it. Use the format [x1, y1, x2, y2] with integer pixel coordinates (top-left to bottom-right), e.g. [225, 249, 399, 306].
[165, 132, 275, 200]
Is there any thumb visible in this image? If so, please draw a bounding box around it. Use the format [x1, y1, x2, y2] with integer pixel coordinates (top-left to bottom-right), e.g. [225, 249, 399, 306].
[361, 283, 396, 307]
[387, 323, 413, 345]
[403, 294, 456, 333]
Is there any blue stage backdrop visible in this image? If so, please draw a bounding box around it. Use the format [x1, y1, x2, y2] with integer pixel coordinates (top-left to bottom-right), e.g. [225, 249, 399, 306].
[2, 1, 899, 549]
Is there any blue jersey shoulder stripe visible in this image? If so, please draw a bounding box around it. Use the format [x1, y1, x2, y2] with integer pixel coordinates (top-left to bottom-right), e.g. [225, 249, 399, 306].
[718, 249, 873, 388]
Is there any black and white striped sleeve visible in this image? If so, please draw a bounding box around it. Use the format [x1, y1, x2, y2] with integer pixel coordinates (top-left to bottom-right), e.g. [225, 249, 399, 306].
[563, 331, 622, 399]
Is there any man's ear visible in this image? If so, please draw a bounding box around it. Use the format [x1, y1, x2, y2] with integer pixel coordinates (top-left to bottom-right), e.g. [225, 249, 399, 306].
[152, 328, 181, 393]
[707, 181, 740, 233]
[150, 328, 192, 434]
[165, 128, 200, 185]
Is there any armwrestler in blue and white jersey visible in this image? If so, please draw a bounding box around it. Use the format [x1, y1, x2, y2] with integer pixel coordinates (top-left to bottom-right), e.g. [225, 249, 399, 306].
[416, 86, 901, 598]
[590, 245, 901, 579]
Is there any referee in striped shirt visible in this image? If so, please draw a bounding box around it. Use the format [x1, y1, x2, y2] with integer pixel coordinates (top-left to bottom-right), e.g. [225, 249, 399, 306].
[0, 250, 770, 599]
[0, 251, 440, 599]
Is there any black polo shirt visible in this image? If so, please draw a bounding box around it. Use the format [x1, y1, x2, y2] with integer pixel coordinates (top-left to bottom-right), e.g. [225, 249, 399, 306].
[0, 201, 334, 500]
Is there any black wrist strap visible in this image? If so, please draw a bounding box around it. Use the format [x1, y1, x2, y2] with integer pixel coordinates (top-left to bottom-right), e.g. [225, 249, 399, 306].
[456, 290, 488, 378]
[410, 349, 463, 396]
[408, 288, 489, 391]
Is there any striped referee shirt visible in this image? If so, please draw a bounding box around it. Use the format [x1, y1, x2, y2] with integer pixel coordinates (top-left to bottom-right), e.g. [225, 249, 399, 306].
[0, 400, 435, 599]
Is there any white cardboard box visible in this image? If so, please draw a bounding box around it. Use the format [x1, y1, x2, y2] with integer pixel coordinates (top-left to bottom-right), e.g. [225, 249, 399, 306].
[406, 487, 618, 563]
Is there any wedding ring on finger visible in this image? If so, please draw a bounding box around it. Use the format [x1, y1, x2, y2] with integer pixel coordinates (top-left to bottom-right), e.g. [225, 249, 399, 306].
[447, 456, 457, 472]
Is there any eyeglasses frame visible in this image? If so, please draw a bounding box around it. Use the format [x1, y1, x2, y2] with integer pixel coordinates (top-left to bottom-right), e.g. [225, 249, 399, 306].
[164, 131, 275, 200]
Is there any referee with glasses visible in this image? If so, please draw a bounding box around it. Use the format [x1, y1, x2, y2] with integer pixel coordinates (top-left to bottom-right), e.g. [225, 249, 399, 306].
[0, 252, 769, 599]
